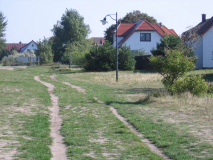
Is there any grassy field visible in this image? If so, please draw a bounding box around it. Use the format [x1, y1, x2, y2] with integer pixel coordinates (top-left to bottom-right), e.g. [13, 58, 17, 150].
[0, 66, 213, 159]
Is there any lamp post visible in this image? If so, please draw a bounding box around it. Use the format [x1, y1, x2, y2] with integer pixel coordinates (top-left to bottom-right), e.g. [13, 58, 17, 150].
[100, 12, 118, 82]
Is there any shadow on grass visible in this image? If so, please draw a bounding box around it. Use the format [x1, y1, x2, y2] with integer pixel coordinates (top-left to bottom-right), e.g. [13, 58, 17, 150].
[134, 70, 158, 73]
[116, 88, 165, 95]
[203, 74, 213, 82]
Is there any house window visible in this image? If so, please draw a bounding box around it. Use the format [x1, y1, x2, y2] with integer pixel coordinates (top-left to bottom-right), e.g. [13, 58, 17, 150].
[140, 33, 151, 41]
[32, 44, 34, 47]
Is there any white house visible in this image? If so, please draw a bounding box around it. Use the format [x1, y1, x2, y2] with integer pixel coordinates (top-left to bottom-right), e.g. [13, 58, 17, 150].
[5, 40, 37, 53]
[113, 20, 178, 54]
[20, 40, 37, 53]
[184, 14, 213, 69]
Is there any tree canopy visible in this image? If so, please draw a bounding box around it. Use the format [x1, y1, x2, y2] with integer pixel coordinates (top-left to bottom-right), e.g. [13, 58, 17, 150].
[104, 10, 157, 44]
[0, 12, 7, 54]
[51, 9, 91, 62]
[35, 38, 54, 64]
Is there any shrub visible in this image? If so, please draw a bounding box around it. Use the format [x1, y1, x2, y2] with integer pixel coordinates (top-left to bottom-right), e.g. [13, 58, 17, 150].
[118, 45, 135, 70]
[84, 41, 135, 71]
[149, 49, 195, 89]
[170, 75, 209, 95]
[1, 56, 18, 66]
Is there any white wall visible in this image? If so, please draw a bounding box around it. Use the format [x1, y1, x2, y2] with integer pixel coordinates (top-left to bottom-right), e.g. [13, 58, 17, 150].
[203, 26, 213, 68]
[194, 38, 203, 69]
[122, 31, 162, 54]
[113, 35, 123, 46]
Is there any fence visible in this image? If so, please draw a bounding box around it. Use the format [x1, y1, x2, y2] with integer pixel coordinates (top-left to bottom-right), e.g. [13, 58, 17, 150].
[134, 55, 155, 70]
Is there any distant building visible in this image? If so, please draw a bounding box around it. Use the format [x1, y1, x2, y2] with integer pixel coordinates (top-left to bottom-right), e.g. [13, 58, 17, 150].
[91, 37, 105, 45]
[5, 40, 37, 53]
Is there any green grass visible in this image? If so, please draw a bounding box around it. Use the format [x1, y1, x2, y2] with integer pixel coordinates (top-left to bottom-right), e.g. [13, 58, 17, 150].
[40, 75, 163, 159]
[0, 66, 52, 159]
[55, 69, 213, 159]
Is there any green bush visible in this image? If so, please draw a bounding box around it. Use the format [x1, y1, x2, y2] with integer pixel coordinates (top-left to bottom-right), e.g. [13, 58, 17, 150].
[149, 49, 195, 89]
[118, 45, 135, 70]
[170, 75, 209, 95]
[84, 41, 135, 71]
[1, 56, 18, 66]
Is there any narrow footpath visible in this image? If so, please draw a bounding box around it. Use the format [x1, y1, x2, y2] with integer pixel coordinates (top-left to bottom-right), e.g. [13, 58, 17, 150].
[50, 75, 171, 160]
[34, 76, 67, 160]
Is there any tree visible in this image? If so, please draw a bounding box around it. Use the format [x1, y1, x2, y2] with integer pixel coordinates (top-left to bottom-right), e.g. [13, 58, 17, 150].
[104, 10, 157, 44]
[60, 39, 92, 65]
[151, 35, 182, 56]
[0, 48, 8, 61]
[51, 9, 91, 62]
[35, 38, 53, 64]
[0, 12, 7, 56]
[120, 10, 157, 24]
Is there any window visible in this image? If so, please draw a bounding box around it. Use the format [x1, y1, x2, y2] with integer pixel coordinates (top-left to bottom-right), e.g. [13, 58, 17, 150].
[32, 44, 34, 47]
[140, 33, 151, 41]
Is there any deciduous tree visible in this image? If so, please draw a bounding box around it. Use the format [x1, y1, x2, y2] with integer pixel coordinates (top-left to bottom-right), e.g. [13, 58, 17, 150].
[51, 9, 91, 62]
[35, 38, 53, 64]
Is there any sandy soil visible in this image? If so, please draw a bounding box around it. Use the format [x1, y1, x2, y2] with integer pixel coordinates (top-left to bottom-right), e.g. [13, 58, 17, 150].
[34, 76, 67, 160]
[0, 66, 27, 70]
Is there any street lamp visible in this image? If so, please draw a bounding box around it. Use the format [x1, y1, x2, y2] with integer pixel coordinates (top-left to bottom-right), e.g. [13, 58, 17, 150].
[100, 12, 118, 82]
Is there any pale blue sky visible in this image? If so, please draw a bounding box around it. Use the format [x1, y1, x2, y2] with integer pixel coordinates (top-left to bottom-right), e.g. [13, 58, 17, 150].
[1, 0, 213, 43]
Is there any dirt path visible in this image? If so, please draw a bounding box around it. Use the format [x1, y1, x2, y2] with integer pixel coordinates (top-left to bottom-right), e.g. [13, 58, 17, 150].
[34, 76, 67, 160]
[51, 74, 170, 160]
[0, 66, 27, 70]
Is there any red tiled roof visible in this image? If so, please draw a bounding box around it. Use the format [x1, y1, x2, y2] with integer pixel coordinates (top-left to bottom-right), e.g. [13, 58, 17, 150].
[136, 20, 155, 30]
[116, 20, 178, 47]
[116, 24, 135, 36]
[150, 24, 165, 37]
[160, 25, 174, 35]
[169, 29, 178, 36]
[5, 43, 27, 51]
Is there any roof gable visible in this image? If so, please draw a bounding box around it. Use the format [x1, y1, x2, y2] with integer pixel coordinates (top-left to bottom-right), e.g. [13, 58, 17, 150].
[136, 20, 155, 30]
[20, 40, 37, 52]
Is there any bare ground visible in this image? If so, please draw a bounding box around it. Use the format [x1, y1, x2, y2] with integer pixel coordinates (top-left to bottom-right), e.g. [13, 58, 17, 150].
[34, 76, 67, 160]
[0, 66, 27, 70]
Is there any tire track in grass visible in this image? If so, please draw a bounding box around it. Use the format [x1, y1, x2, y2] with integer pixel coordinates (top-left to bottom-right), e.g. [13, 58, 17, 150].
[51, 74, 171, 160]
[34, 76, 67, 160]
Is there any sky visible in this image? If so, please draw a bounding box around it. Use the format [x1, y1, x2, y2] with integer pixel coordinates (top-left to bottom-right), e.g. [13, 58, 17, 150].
[1, 0, 213, 43]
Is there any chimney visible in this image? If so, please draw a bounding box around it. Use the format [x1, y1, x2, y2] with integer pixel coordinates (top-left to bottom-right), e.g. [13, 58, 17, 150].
[159, 22, 162, 27]
[19, 41, 22, 44]
[202, 14, 206, 22]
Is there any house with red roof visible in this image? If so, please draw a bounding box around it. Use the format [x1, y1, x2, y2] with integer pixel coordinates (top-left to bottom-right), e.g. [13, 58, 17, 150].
[183, 14, 213, 69]
[5, 40, 37, 53]
[113, 20, 178, 54]
[91, 37, 105, 45]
